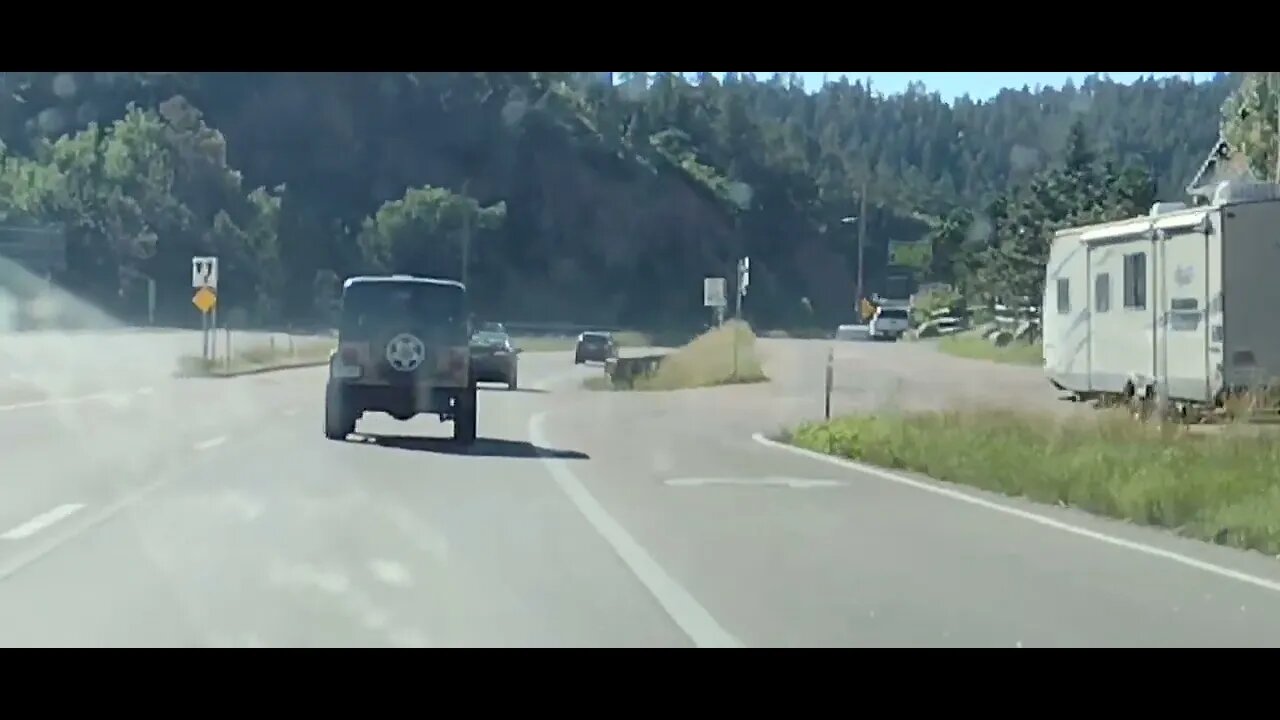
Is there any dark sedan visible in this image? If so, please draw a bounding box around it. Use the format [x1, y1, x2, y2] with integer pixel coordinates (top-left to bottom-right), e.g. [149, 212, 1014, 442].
[469, 331, 520, 389]
[574, 331, 617, 364]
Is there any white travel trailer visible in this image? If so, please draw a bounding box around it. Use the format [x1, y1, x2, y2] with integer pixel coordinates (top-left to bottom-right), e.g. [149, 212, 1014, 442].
[1042, 180, 1280, 411]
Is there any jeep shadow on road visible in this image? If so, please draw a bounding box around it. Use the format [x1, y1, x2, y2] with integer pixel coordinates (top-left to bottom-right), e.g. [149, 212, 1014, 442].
[475, 384, 549, 394]
[351, 433, 588, 459]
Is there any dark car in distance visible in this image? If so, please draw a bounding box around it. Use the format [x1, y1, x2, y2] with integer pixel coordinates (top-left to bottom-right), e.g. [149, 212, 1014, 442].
[469, 330, 520, 389]
[574, 331, 617, 364]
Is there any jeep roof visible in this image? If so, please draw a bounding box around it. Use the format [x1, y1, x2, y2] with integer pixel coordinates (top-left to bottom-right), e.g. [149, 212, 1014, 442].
[338, 275, 469, 343]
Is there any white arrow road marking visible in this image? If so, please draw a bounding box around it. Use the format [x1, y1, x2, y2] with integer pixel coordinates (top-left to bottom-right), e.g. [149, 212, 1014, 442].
[664, 477, 843, 489]
[753, 432, 1280, 596]
[0, 386, 156, 412]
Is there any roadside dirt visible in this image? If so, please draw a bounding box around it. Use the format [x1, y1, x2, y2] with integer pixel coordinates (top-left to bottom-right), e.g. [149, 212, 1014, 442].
[558, 337, 1096, 450]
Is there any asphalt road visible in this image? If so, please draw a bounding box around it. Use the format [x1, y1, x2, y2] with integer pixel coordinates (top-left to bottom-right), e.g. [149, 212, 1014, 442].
[2, 336, 1280, 646]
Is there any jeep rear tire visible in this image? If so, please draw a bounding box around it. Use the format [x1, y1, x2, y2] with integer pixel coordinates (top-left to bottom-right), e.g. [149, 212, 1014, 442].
[324, 383, 357, 440]
[453, 385, 478, 445]
[508, 369, 518, 391]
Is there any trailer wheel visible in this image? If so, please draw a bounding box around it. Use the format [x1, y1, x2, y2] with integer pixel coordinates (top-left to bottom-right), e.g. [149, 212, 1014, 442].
[1128, 385, 1154, 422]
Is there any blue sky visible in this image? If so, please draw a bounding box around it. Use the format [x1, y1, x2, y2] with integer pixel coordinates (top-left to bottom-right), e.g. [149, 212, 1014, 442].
[676, 72, 1208, 102]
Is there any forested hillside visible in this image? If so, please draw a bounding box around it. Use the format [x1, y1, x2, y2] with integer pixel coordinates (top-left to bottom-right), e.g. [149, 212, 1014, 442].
[0, 71, 1247, 331]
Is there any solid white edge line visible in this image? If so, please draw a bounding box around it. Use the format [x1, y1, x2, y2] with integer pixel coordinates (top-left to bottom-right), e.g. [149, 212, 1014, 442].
[530, 410, 743, 649]
[1, 503, 86, 541]
[751, 432, 1280, 595]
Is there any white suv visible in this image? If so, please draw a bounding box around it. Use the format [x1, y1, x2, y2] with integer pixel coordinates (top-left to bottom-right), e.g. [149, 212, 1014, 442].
[869, 306, 910, 341]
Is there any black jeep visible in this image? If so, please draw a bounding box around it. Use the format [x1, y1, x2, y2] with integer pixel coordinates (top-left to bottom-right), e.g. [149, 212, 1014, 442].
[324, 275, 477, 444]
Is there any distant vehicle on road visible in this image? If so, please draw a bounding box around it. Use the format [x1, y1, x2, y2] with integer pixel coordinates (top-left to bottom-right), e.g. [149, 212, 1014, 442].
[575, 331, 618, 364]
[324, 274, 477, 444]
[869, 306, 910, 341]
[469, 329, 521, 390]
[835, 324, 870, 342]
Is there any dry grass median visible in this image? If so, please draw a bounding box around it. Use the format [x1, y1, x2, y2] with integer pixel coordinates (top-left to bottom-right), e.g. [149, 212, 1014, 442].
[588, 320, 768, 391]
[176, 337, 337, 377]
[785, 408, 1280, 556]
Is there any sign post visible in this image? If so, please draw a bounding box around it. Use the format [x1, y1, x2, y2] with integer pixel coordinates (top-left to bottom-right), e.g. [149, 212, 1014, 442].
[703, 277, 726, 328]
[824, 346, 834, 421]
[858, 297, 877, 323]
[192, 256, 219, 361]
[733, 257, 750, 380]
[735, 256, 749, 319]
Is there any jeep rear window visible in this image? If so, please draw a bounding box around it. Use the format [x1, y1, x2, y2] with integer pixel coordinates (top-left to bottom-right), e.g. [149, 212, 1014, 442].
[340, 282, 467, 342]
[878, 308, 908, 320]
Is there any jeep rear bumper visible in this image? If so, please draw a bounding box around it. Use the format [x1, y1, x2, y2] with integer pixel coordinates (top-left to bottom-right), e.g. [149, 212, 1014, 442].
[329, 380, 470, 418]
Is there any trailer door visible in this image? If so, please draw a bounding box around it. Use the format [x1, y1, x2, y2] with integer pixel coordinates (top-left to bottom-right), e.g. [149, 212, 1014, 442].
[1157, 216, 1212, 403]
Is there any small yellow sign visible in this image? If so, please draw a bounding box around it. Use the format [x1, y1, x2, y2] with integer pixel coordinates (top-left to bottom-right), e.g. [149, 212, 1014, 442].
[192, 286, 217, 313]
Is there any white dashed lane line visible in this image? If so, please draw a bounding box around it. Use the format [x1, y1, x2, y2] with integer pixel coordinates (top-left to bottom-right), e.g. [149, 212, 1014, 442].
[193, 436, 228, 451]
[1, 503, 86, 541]
[0, 386, 155, 413]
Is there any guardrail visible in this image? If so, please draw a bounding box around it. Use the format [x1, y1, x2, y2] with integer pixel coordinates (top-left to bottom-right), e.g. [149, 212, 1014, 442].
[603, 354, 666, 389]
[913, 299, 1040, 344]
[982, 300, 1040, 345]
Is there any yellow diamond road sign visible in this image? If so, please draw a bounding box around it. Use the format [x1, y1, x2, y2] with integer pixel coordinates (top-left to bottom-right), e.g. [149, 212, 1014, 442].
[192, 286, 217, 313]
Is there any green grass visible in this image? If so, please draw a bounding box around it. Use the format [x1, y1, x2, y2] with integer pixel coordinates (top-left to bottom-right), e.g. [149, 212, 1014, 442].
[937, 332, 1043, 365]
[587, 320, 769, 391]
[176, 338, 337, 377]
[512, 331, 653, 353]
[786, 409, 1280, 556]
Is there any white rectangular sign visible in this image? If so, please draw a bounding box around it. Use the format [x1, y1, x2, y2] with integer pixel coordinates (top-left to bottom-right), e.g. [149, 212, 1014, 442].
[192, 256, 218, 289]
[704, 277, 727, 307]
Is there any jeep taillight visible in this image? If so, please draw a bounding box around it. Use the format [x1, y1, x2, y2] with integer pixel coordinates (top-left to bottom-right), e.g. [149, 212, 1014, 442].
[332, 346, 364, 379]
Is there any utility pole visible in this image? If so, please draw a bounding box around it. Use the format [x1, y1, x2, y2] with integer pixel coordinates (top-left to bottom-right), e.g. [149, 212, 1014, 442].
[857, 181, 868, 310]
[460, 180, 472, 288]
[733, 255, 749, 380]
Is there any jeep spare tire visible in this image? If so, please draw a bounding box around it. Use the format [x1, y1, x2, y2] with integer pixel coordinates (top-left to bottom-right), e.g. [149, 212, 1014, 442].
[385, 332, 426, 373]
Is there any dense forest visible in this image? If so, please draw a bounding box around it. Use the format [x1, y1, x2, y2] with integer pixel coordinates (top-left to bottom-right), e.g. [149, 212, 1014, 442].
[0, 71, 1263, 332]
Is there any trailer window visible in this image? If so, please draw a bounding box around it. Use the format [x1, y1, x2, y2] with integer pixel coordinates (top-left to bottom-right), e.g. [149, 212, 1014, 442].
[1095, 273, 1111, 313]
[1056, 278, 1070, 314]
[1123, 252, 1146, 309]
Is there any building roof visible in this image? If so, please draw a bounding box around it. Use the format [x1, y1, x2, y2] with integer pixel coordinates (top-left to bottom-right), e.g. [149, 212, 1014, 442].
[1186, 133, 1258, 197]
